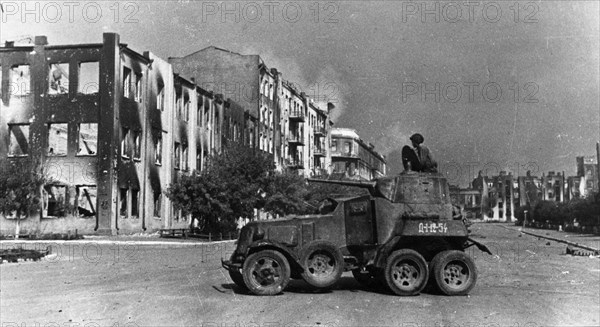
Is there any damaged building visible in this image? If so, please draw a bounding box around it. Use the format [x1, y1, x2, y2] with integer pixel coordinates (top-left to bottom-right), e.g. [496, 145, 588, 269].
[0, 33, 246, 235]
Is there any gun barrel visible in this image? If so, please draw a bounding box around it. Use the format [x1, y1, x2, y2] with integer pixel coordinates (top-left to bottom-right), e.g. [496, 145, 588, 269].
[306, 178, 377, 189]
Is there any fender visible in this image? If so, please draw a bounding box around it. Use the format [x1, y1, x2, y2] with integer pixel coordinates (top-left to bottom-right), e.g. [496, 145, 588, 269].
[373, 236, 402, 268]
[248, 240, 301, 264]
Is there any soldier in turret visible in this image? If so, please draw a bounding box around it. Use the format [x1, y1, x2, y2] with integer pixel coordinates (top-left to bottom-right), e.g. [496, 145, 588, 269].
[402, 133, 438, 173]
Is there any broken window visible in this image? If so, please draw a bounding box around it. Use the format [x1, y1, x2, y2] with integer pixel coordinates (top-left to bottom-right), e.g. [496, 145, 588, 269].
[182, 144, 188, 171]
[133, 130, 141, 160]
[153, 191, 162, 218]
[48, 123, 68, 156]
[196, 148, 201, 171]
[184, 99, 190, 121]
[175, 94, 182, 119]
[43, 185, 67, 217]
[79, 62, 99, 94]
[48, 63, 69, 95]
[121, 127, 130, 159]
[331, 139, 337, 152]
[8, 124, 29, 156]
[157, 85, 164, 111]
[123, 67, 131, 98]
[119, 188, 128, 217]
[77, 123, 98, 156]
[76, 185, 97, 217]
[154, 132, 162, 165]
[11, 65, 31, 96]
[131, 189, 139, 217]
[134, 73, 142, 102]
[174, 142, 181, 170]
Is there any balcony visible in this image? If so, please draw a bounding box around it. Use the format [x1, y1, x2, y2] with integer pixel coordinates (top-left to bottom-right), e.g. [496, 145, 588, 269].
[286, 158, 304, 169]
[314, 126, 326, 136]
[313, 147, 326, 156]
[287, 133, 304, 145]
[289, 110, 305, 122]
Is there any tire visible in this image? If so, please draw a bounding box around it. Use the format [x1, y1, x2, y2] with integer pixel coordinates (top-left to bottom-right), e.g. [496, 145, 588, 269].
[242, 250, 291, 296]
[228, 268, 247, 289]
[300, 241, 344, 289]
[384, 249, 429, 296]
[430, 250, 477, 296]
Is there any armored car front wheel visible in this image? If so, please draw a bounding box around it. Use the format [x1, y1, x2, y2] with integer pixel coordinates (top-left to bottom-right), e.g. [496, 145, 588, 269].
[384, 249, 429, 296]
[242, 250, 291, 296]
[430, 250, 477, 296]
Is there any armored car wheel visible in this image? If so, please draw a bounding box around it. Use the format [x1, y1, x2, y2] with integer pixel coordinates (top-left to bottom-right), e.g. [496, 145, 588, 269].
[300, 241, 344, 289]
[228, 268, 247, 289]
[242, 250, 290, 295]
[430, 250, 477, 296]
[385, 249, 429, 296]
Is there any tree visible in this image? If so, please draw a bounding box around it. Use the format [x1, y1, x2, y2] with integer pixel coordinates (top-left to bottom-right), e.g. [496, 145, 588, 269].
[167, 144, 276, 234]
[0, 158, 48, 238]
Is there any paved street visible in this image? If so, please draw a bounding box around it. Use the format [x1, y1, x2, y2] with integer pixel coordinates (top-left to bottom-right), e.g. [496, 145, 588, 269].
[1, 223, 599, 327]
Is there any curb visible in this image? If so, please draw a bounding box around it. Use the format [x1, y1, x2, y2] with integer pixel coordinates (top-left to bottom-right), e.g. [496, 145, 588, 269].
[0, 239, 236, 246]
[501, 225, 600, 254]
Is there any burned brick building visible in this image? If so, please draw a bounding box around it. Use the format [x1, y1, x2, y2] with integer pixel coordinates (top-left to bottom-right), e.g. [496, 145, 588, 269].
[0, 33, 245, 235]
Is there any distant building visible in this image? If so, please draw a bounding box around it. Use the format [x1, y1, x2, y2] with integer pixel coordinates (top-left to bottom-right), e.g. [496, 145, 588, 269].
[541, 171, 564, 202]
[329, 128, 386, 180]
[576, 156, 598, 194]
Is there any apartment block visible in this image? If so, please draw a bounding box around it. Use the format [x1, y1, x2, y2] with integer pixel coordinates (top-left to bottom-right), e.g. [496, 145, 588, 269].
[169, 46, 333, 176]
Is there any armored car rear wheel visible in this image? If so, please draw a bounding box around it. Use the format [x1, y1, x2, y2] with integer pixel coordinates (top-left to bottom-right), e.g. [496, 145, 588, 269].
[430, 250, 477, 296]
[385, 249, 429, 296]
[300, 241, 344, 289]
[242, 250, 291, 296]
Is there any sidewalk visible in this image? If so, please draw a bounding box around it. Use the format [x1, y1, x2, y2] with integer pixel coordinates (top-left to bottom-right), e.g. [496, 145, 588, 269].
[502, 224, 600, 253]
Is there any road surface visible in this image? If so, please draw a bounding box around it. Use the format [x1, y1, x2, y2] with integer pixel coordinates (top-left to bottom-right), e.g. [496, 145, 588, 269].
[1, 223, 599, 327]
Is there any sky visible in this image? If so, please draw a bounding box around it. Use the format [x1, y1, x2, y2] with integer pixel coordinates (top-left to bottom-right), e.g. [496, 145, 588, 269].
[1, 1, 598, 186]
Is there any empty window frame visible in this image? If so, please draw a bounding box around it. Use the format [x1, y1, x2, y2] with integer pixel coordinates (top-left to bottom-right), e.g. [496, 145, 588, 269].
[182, 144, 188, 171]
[154, 132, 162, 165]
[331, 139, 337, 152]
[157, 85, 165, 111]
[131, 189, 139, 217]
[78, 123, 98, 156]
[119, 188, 128, 217]
[48, 123, 68, 156]
[175, 94, 182, 119]
[134, 73, 142, 102]
[123, 67, 131, 98]
[43, 185, 67, 217]
[48, 63, 69, 95]
[153, 191, 162, 218]
[174, 142, 181, 170]
[79, 62, 99, 94]
[121, 127, 130, 159]
[76, 185, 97, 217]
[11, 65, 31, 96]
[184, 98, 190, 122]
[133, 130, 141, 160]
[8, 124, 29, 156]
